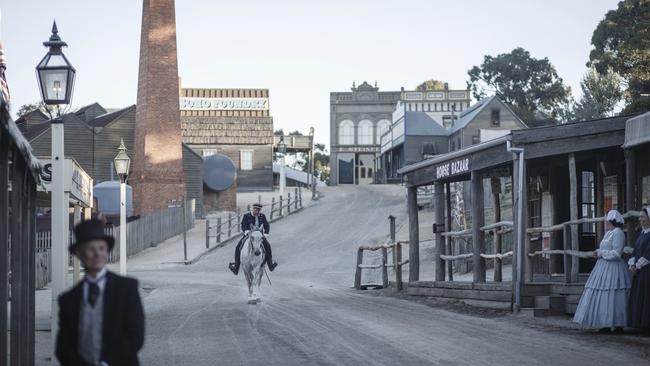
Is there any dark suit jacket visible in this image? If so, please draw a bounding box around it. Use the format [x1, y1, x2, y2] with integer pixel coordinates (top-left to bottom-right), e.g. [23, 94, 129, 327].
[56, 271, 145, 366]
[241, 212, 270, 234]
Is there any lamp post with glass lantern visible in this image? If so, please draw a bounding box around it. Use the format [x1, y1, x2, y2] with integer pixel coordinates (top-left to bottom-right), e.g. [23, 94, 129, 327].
[278, 136, 287, 195]
[114, 139, 131, 275]
[35, 21, 76, 358]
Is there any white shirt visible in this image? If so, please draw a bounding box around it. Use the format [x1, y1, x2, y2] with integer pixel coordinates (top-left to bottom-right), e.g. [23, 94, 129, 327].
[79, 267, 107, 365]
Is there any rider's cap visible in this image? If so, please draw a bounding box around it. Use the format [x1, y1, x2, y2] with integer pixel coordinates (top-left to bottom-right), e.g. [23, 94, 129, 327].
[252, 203, 263, 209]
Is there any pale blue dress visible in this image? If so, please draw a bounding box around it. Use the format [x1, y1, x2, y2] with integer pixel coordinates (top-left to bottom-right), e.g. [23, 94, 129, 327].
[573, 227, 631, 328]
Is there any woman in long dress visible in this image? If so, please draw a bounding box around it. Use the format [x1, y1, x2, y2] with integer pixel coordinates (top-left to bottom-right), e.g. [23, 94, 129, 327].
[573, 210, 631, 333]
[628, 207, 650, 334]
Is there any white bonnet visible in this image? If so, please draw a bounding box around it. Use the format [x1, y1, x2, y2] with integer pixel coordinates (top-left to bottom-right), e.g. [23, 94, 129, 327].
[606, 209, 624, 224]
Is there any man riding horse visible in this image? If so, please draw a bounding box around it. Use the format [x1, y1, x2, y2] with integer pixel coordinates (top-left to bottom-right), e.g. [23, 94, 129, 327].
[229, 203, 278, 275]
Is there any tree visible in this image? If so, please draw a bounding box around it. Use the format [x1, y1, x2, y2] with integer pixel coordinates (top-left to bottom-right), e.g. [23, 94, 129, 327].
[17, 102, 54, 118]
[467, 47, 571, 124]
[289, 130, 303, 136]
[313, 143, 330, 184]
[416, 79, 446, 91]
[573, 67, 622, 121]
[589, 0, 650, 113]
[273, 129, 284, 136]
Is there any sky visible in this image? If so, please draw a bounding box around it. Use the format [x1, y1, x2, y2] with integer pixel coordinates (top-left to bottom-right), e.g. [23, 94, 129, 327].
[1, 0, 620, 149]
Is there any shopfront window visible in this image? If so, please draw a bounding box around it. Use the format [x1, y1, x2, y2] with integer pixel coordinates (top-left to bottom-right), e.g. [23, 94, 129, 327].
[339, 120, 354, 145]
[358, 120, 373, 145]
[581, 171, 596, 233]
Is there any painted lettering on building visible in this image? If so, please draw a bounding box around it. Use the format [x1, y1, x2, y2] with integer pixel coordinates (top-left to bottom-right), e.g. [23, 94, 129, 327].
[435, 158, 470, 179]
[180, 97, 269, 111]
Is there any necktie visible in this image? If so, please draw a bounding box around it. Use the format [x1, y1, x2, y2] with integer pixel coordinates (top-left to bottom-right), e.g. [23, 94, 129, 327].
[88, 282, 99, 307]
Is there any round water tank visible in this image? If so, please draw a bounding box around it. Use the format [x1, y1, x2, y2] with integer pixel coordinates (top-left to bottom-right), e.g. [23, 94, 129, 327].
[203, 154, 236, 192]
[93, 181, 134, 216]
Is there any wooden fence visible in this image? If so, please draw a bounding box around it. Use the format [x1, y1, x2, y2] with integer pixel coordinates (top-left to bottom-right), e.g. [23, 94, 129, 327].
[34, 200, 195, 288]
[355, 241, 410, 291]
[205, 188, 303, 248]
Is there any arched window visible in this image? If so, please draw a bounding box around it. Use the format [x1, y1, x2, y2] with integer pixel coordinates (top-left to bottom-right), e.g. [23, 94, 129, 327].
[358, 120, 373, 145]
[377, 119, 391, 143]
[338, 120, 354, 145]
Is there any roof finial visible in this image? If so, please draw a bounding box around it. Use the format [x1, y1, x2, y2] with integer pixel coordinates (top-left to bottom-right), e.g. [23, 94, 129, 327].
[52, 20, 59, 35]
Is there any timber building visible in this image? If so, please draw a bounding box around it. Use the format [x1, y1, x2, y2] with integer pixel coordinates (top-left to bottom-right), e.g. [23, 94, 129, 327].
[394, 112, 650, 315]
[180, 87, 274, 192]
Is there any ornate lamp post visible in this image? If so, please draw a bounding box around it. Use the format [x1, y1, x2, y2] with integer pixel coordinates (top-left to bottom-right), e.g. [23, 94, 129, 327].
[36, 20, 75, 356]
[114, 139, 131, 274]
[278, 136, 287, 195]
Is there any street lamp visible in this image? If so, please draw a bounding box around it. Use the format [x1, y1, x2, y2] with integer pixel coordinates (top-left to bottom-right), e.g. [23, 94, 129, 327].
[278, 136, 287, 195]
[36, 20, 75, 358]
[114, 139, 130, 275]
[309, 127, 316, 200]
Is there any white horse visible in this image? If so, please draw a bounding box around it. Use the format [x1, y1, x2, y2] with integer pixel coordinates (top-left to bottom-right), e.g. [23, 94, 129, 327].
[240, 227, 266, 304]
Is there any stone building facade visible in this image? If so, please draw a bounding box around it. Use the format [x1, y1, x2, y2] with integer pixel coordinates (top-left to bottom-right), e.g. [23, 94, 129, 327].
[180, 87, 274, 192]
[329, 82, 401, 185]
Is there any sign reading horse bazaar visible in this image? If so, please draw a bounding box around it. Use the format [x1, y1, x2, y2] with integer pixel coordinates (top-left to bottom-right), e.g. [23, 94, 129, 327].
[436, 158, 470, 179]
[180, 97, 269, 111]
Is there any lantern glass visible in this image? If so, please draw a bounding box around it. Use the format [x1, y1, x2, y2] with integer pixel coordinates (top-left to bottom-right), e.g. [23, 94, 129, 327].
[278, 142, 287, 155]
[114, 156, 130, 177]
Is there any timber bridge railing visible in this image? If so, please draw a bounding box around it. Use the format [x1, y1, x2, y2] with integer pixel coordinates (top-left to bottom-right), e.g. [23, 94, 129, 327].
[354, 241, 410, 291]
[205, 188, 303, 248]
[526, 210, 639, 283]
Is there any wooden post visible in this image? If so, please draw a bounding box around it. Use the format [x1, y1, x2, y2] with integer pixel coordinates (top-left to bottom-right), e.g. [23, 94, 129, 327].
[228, 213, 232, 237]
[491, 178, 503, 282]
[73, 205, 82, 283]
[471, 171, 486, 283]
[381, 247, 389, 288]
[625, 149, 638, 244]
[445, 182, 453, 281]
[596, 158, 604, 244]
[258, 195, 262, 205]
[407, 186, 420, 282]
[354, 248, 363, 290]
[299, 187, 303, 207]
[205, 219, 211, 248]
[216, 218, 222, 243]
[434, 182, 445, 281]
[270, 197, 276, 220]
[568, 153, 579, 283]
[388, 215, 396, 242]
[295, 188, 299, 210]
[0, 134, 8, 366]
[396, 242, 403, 291]
[287, 193, 292, 214]
[237, 213, 241, 233]
[563, 225, 571, 283]
[279, 195, 284, 217]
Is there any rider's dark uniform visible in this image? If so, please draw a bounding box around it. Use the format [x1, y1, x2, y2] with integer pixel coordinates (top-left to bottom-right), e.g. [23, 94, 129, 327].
[229, 210, 277, 275]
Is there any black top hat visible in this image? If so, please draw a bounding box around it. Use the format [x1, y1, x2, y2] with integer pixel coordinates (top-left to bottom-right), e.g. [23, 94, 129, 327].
[69, 219, 115, 254]
[252, 203, 263, 209]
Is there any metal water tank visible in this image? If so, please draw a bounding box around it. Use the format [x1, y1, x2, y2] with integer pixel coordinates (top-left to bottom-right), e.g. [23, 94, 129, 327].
[93, 181, 134, 216]
[203, 153, 236, 192]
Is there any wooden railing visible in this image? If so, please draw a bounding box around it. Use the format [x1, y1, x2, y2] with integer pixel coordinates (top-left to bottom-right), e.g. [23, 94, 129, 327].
[354, 241, 409, 291]
[439, 221, 514, 281]
[205, 188, 304, 248]
[526, 210, 639, 283]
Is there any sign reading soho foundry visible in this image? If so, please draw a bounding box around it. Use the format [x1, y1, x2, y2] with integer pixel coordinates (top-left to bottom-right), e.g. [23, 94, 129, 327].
[180, 97, 269, 111]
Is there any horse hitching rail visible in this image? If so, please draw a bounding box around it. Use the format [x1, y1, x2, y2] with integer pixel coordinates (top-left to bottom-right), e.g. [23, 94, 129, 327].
[355, 241, 409, 291]
[525, 210, 639, 283]
[439, 221, 514, 261]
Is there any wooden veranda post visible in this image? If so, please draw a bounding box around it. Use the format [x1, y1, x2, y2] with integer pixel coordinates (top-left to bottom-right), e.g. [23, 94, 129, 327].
[407, 186, 420, 282]
[434, 182, 446, 281]
[445, 182, 453, 281]
[491, 178, 503, 282]
[625, 149, 638, 244]
[568, 153, 579, 283]
[396, 242, 403, 291]
[471, 171, 486, 282]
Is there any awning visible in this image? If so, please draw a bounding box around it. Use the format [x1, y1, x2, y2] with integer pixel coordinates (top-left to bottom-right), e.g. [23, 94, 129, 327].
[623, 112, 650, 148]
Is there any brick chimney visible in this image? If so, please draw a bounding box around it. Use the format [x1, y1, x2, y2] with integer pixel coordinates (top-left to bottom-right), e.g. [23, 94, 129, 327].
[131, 0, 186, 215]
